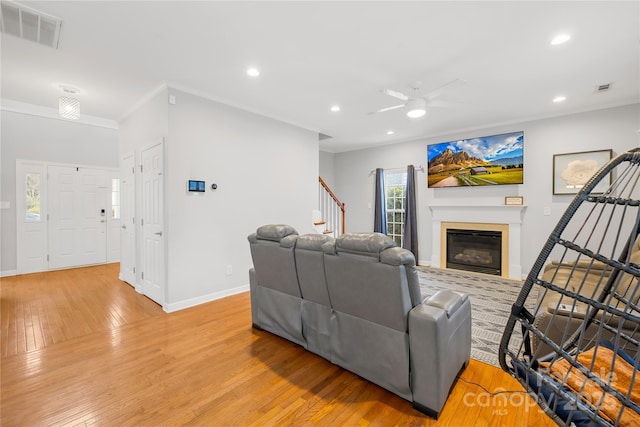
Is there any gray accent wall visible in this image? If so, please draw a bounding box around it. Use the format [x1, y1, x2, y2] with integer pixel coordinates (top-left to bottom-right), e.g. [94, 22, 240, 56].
[330, 103, 640, 275]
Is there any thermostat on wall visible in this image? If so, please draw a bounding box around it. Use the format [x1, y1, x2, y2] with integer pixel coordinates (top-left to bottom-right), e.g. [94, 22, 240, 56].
[187, 180, 205, 192]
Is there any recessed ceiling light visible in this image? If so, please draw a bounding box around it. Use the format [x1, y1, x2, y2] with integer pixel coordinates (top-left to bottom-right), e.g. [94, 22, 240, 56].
[553, 95, 567, 103]
[550, 33, 571, 45]
[386, 130, 395, 135]
[246, 67, 260, 77]
[330, 105, 340, 112]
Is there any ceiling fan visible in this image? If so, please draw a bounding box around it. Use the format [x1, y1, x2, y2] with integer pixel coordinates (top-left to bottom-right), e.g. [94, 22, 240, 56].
[369, 78, 467, 118]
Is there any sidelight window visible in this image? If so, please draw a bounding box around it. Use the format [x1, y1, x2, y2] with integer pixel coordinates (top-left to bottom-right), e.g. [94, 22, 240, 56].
[25, 172, 41, 221]
[111, 178, 121, 219]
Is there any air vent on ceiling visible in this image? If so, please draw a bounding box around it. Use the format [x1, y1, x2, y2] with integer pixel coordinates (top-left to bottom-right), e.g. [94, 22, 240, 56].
[0, 1, 62, 49]
[595, 82, 613, 93]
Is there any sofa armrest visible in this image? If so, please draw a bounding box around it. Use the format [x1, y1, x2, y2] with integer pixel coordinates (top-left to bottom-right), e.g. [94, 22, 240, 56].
[424, 290, 467, 317]
[409, 290, 471, 417]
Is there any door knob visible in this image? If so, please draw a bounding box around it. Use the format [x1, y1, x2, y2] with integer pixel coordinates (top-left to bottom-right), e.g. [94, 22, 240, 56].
[121, 225, 127, 229]
[154, 231, 163, 236]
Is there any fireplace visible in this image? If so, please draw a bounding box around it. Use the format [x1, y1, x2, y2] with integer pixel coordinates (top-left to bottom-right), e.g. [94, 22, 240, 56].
[431, 205, 525, 279]
[446, 229, 502, 276]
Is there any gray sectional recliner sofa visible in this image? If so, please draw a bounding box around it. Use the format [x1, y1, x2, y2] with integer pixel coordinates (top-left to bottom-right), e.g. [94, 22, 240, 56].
[247, 224, 472, 417]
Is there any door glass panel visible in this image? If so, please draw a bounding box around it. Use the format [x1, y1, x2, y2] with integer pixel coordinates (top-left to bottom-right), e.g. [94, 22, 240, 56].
[25, 172, 41, 221]
[111, 178, 121, 219]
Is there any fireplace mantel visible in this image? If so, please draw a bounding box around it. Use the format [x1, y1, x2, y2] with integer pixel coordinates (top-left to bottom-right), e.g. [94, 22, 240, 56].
[429, 204, 526, 279]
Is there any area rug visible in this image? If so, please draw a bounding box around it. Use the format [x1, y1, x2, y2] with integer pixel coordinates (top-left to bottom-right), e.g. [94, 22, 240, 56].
[417, 266, 529, 367]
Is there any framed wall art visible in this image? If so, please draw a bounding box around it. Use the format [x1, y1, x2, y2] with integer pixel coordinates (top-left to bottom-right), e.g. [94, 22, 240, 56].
[552, 149, 612, 195]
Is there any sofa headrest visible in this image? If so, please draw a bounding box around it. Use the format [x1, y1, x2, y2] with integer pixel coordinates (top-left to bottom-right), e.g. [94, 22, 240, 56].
[333, 233, 395, 257]
[255, 224, 298, 242]
[380, 247, 416, 267]
[296, 234, 334, 251]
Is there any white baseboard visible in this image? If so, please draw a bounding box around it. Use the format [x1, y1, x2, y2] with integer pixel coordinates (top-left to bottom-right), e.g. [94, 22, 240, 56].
[1, 269, 17, 277]
[417, 259, 431, 267]
[118, 273, 137, 288]
[163, 284, 250, 313]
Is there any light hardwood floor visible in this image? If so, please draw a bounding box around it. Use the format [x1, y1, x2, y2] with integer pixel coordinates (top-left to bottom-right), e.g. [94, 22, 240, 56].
[1, 263, 555, 426]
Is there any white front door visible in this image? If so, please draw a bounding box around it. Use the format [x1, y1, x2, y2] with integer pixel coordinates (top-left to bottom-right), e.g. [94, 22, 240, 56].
[48, 165, 107, 269]
[119, 153, 136, 286]
[140, 143, 165, 305]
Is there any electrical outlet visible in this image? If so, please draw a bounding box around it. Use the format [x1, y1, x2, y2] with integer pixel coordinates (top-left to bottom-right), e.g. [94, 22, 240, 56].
[543, 206, 551, 216]
[226, 265, 232, 275]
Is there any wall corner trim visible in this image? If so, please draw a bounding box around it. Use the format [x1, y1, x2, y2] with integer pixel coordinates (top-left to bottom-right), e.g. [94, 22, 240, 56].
[163, 284, 250, 313]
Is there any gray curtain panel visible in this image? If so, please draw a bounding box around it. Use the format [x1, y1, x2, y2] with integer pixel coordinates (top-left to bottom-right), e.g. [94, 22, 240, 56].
[402, 165, 418, 262]
[374, 168, 387, 234]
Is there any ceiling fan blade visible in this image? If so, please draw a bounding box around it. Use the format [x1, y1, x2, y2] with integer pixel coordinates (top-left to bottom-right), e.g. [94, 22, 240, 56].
[381, 89, 409, 101]
[367, 104, 407, 115]
[422, 78, 467, 100]
[427, 99, 468, 108]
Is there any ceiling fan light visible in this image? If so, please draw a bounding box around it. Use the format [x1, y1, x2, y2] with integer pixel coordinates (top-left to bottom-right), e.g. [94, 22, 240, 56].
[59, 96, 80, 119]
[407, 108, 426, 118]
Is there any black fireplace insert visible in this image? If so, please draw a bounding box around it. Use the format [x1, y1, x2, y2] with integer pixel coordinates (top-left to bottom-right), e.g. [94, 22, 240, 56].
[446, 228, 502, 276]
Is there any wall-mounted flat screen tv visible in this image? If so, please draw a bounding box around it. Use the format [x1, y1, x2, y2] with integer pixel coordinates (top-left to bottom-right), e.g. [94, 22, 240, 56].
[427, 131, 524, 188]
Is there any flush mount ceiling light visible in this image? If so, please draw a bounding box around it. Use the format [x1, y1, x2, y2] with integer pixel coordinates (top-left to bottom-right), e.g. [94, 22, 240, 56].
[550, 33, 571, 45]
[330, 105, 340, 112]
[553, 95, 567, 103]
[246, 67, 260, 77]
[59, 96, 80, 119]
[0, 0, 63, 48]
[386, 130, 395, 135]
[406, 98, 427, 118]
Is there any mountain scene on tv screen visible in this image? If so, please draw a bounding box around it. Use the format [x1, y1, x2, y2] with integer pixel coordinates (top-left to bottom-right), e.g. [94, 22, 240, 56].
[427, 131, 524, 188]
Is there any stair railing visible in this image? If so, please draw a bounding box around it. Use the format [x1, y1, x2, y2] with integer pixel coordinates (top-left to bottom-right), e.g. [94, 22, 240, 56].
[318, 176, 345, 237]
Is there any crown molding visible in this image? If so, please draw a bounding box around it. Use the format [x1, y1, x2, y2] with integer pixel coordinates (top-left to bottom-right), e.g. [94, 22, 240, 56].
[1, 99, 119, 129]
[118, 82, 169, 122]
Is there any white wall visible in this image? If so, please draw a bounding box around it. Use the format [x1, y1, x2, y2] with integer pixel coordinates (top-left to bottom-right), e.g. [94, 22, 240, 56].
[332, 103, 640, 275]
[119, 87, 318, 310]
[319, 150, 336, 188]
[0, 110, 119, 274]
[119, 87, 169, 156]
[118, 87, 169, 297]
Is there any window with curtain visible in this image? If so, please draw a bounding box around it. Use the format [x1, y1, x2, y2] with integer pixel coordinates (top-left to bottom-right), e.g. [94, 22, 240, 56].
[385, 171, 407, 246]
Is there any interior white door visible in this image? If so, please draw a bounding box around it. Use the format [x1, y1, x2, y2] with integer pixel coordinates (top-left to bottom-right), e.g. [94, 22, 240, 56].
[119, 153, 136, 285]
[48, 165, 107, 269]
[140, 143, 165, 305]
[16, 161, 48, 274]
